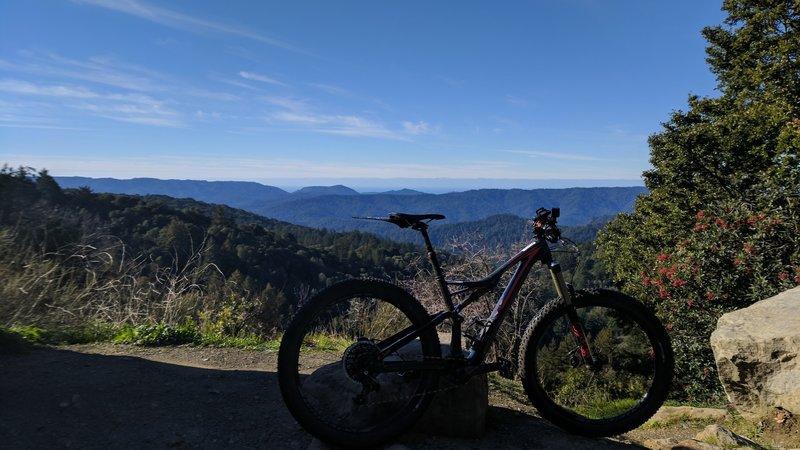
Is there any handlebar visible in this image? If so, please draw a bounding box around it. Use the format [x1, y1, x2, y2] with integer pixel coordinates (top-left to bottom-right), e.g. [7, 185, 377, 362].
[532, 207, 561, 243]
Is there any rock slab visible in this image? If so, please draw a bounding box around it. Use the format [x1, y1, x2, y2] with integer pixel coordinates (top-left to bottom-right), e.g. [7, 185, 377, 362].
[710, 286, 800, 416]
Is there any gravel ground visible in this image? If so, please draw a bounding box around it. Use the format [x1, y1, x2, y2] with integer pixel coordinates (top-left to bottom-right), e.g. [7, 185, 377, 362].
[0, 344, 691, 450]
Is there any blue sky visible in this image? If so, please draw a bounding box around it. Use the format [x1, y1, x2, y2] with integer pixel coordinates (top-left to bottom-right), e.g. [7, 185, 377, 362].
[0, 0, 725, 192]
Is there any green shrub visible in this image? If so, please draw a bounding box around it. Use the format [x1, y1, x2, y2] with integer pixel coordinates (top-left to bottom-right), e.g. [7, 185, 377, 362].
[640, 201, 799, 401]
[7, 324, 48, 344]
[114, 320, 199, 346]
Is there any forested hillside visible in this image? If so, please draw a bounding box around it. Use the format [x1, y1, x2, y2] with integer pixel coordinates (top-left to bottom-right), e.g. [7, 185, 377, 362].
[54, 176, 293, 211]
[253, 186, 644, 232]
[0, 167, 422, 338]
[55, 176, 645, 235]
[4, 166, 613, 346]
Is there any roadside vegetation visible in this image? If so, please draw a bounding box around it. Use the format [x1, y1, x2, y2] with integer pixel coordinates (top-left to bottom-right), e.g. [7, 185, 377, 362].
[0, 165, 422, 351]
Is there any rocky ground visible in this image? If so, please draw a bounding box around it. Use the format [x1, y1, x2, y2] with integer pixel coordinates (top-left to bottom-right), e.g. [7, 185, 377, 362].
[1, 344, 797, 449]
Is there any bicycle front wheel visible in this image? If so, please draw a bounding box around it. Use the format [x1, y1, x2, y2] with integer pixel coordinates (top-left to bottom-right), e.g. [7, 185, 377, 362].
[278, 279, 441, 448]
[519, 289, 673, 436]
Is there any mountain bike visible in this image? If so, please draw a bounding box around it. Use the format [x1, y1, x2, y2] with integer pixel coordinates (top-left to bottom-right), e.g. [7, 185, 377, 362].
[278, 207, 673, 448]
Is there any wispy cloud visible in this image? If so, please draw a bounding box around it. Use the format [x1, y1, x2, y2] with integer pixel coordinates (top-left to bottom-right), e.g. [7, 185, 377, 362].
[307, 83, 351, 97]
[1, 52, 167, 93]
[271, 111, 326, 125]
[509, 150, 605, 161]
[403, 121, 431, 135]
[263, 96, 426, 140]
[2, 78, 183, 127]
[239, 71, 285, 86]
[314, 116, 400, 139]
[74, 0, 302, 53]
[0, 79, 99, 98]
[263, 96, 308, 111]
[182, 88, 239, 102]
[75, 96, 182, 127]
[0, 115, 88, 131]
[271, 110, 402, 140]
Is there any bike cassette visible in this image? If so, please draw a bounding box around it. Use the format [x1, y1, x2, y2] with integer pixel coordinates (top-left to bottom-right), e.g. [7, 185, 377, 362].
[342, 338, 381, 384]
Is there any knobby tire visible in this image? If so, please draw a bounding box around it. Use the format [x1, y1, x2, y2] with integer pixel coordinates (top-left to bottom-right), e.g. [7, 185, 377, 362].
[519, 289, 673, 437]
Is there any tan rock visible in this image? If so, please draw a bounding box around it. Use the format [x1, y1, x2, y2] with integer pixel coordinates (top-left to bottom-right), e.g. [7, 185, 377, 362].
[694, 424, 762, 449]
[710, 286, 800, 417]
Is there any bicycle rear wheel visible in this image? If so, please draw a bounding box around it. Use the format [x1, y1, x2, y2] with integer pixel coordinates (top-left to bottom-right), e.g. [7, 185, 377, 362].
[278, 279, 440, 448]
[519, 289, 673, 436]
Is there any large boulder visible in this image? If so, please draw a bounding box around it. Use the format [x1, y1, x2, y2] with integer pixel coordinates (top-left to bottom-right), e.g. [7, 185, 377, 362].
[710, 286, 800, 416]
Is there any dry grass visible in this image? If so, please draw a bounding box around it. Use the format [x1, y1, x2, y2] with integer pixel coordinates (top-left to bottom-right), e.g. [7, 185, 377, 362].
[0, 227, 265, 336]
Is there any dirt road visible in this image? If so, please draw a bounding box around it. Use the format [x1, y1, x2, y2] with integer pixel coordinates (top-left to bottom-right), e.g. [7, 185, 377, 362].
[0, 344, 647, 449]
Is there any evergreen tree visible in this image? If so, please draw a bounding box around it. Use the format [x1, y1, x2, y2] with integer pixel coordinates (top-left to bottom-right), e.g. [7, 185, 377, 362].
[597, 0, 800, 401]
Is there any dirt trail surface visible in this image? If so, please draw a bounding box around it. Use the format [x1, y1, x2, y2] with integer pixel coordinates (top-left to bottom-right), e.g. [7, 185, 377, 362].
[0, 344, 658, 450]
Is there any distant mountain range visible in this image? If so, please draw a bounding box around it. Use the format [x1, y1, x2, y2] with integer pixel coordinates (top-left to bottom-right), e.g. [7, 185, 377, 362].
[54, 177, 646, 239]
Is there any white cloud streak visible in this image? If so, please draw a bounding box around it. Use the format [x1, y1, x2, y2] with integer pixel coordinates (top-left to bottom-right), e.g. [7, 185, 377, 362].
[402, 121, 430, 135]
[263, 96, 430, 140]
[270, 110, 406, 140]
[1, 78, 183, 127]
[1, 53, 166, 93]
[239, 71, 285, 86]
[307, 83, 351, 97]
[74, 0, 302, 52]
[0, 79, 99, 98]
[509, 150, 605, 161]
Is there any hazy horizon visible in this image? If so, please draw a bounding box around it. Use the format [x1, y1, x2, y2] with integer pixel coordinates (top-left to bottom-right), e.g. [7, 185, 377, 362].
[52, 173, 645, 195]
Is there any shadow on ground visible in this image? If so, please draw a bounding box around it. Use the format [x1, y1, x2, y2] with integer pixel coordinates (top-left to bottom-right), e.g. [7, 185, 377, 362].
[0, 347, 644, 449]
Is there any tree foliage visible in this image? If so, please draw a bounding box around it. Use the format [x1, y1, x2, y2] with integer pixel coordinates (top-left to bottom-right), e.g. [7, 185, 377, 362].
[597, 0, 800, 401]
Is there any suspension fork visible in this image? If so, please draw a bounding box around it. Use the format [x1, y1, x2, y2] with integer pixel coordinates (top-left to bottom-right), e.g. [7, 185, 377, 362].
[548, 262, 598, 369]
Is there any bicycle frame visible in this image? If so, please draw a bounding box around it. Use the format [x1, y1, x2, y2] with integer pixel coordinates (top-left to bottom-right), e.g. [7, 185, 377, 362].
[376, 224, 589, 374]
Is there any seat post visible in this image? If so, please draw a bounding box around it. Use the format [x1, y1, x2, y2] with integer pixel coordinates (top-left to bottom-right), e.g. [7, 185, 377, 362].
[414, 222, 463, 357]
[416, 225, 455, 311]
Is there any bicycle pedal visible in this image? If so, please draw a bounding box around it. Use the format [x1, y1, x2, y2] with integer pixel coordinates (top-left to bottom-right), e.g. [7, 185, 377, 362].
[497, 358, 514, 379]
